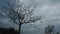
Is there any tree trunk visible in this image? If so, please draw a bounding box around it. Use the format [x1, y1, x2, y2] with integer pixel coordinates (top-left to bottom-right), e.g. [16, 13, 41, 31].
[18, 23, 22, 34]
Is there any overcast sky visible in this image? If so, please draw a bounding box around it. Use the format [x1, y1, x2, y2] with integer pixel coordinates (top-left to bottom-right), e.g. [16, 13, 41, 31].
[0, 0, 60, 34]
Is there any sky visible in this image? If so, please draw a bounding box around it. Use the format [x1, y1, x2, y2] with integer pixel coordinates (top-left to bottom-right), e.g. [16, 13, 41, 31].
[0, 0, 60, 34]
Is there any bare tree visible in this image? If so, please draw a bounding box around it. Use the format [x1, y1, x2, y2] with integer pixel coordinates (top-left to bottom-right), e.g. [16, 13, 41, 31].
[44, 25, 55, 34]
[0, 1, 42, 34]
[56, 32, 60, 34]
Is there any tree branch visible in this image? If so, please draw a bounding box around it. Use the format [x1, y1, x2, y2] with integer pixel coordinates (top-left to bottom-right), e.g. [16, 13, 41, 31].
[13, 20, 19, 25]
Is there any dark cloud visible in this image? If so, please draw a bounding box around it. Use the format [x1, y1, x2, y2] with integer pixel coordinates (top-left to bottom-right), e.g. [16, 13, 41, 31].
[0, 22, 9, 28]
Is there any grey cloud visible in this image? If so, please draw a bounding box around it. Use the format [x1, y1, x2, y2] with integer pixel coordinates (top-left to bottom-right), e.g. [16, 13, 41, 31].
[19, 0, 60, 33]
[50, 0, 60, 2]
[0, 0, 60, 34]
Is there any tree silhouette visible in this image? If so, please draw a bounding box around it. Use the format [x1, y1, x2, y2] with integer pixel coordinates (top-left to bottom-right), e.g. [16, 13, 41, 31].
[0, 1, 42, 34]
[44, 25, 55, 34]
[0, 28, 18, 34]
[56, 32, 59, 34]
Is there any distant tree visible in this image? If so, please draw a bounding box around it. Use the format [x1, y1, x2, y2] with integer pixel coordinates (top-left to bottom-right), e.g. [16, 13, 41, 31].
[56, 32, 59, 34]
[0, 28, 18, 34]
[0, 1, 42, 34]
[44, 25, 55, 34]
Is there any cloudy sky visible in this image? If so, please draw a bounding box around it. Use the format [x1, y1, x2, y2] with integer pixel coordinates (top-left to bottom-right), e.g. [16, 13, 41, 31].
[0, 0, 60, 34]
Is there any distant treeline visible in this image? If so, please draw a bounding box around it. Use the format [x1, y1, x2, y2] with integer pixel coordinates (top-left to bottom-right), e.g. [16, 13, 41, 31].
[0, 28, 18, 34]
